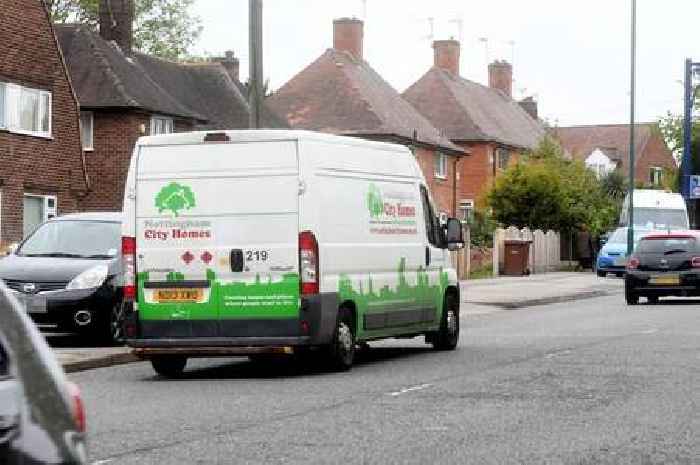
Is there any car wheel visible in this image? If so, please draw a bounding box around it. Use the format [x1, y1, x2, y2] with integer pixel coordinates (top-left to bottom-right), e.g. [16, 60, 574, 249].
[596, 270, 606, 278]
[625, 280, 639, 306]
[150, 355, 187, 378]
[326, 310, 355, 371]
[648, 296, 659, 304]
[432, 292, 460, 351]
[105, 302, 125, 345]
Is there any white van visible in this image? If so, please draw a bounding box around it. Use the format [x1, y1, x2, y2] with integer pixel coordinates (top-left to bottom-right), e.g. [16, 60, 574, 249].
[121, 130, 464, 376]
[620, 189, 689, 230]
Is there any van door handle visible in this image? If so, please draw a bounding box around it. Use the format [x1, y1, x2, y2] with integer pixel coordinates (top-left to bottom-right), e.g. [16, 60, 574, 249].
[230, 249, 244, 272]
[0, 415, 19, 444]
[425, 247, 431, 267]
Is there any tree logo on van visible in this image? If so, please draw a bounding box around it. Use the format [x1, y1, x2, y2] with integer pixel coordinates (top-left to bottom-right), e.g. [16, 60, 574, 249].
[155, 182, 196, 217]
[367, 184, 384, 219]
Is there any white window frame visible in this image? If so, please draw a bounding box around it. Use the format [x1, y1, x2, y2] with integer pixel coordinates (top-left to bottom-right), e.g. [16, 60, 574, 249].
[0, 83, 5, 130]
[497, 148, 511, 171]
[650, 166, 663, 186]
[80, 111, 94, 151]
[459, 199, 475, 222]
[0, 81, 52, 138]
[22, 194, 57, 238]
[434, 152, 447, 179]
[150, 115, 174, 136]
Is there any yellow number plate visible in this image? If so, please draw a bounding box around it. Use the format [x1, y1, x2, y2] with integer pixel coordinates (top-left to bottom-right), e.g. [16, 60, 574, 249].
[649, 275, 680, 286]
[154, 289, 203, 303]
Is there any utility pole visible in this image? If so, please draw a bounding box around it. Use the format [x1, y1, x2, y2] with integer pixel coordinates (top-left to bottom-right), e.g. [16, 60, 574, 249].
[627, 0, 636, 256]
[248, 0, 263, 129]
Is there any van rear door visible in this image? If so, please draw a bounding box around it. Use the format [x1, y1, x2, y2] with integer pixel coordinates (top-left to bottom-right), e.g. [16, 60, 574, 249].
[135, 140, 300, 339]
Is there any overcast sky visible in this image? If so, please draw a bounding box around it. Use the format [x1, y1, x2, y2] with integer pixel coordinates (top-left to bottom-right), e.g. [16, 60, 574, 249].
[191, 0, 700, 127]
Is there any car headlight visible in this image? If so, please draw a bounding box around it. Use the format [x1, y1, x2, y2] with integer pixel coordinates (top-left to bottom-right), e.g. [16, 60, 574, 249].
[67, 265, 109, 290]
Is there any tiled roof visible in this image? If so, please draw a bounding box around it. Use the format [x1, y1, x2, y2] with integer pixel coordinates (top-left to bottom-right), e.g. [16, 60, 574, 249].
[267, 49, 463, 155]
[55, 24, 287, 129]
[403, 67, 545, 149]
[552, 123, 659, 171]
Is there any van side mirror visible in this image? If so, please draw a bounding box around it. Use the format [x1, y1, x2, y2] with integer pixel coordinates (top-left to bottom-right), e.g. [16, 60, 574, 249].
[446, 218, 464, 250]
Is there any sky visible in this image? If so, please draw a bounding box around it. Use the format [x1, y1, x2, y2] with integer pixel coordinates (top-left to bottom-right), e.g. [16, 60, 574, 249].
[191, 0, 700, 127]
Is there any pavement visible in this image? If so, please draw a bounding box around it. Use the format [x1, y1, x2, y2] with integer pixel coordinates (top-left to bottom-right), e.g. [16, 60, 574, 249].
[50, 272, 620, 372]
[68, 293, 700, 464]
[462, 271, 622, 310]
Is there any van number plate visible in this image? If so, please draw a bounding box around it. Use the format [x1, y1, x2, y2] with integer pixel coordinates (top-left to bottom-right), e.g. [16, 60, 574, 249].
[154, 289, 203, 303]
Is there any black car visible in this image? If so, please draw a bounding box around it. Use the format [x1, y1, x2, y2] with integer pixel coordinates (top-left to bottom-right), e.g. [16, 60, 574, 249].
[0, 281, 87, 464]
[0, 212, 123, 342]
[625, 231, 700, 304]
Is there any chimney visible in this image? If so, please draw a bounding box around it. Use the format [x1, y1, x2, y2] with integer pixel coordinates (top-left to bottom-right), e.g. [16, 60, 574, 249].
[519, 96, 538, 120]
[433, 39, 460, 76]
[219, 50, 240, 82]
[488, 60, 513, 98]
[333, 18, 364, 59]
[99, 0, 134, 55]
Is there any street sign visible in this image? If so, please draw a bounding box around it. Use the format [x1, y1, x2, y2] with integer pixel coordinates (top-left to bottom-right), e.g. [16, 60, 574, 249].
[690, 175, 700, 199]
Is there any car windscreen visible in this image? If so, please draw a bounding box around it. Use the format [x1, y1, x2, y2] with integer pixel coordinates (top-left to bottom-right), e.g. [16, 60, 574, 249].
[18, 220, 120, 259]
[635, 237, 698, 254]
[633, 208, 687, 229]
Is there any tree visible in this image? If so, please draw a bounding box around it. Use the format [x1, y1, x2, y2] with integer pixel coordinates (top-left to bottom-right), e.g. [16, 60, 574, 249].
[47, 0, 202, 61]
[487, 137, 618, 235]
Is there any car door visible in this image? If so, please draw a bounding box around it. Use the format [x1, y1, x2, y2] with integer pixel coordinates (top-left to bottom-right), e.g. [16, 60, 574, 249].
[419, 185, 447, 327]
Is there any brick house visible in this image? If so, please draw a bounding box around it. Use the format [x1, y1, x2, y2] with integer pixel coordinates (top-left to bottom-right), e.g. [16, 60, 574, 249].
[55, 0, 287, 212]
[403, 40, 544, 219]
[267, 18, 465, 216]
[552, 123, 676, 186]
[0, 0, 88, 244]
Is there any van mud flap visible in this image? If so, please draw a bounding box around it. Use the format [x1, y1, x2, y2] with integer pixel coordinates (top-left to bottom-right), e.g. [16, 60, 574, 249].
[302, 292, 339, 345]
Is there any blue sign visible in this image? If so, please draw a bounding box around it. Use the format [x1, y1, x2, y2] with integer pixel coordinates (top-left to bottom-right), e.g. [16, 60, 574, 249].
[690, 175, 700, 199]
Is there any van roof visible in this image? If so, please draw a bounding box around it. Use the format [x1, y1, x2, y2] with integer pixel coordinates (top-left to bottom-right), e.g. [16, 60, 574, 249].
[54, 212, 122, 222]
[136, 130, 410, 154]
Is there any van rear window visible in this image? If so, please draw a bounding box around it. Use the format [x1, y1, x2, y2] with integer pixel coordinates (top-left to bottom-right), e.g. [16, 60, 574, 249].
[636, 237, 697, 254]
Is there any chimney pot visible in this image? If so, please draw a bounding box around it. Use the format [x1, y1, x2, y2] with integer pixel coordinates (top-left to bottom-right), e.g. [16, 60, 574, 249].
[488, 60, 513, 98]
[218, 50, 240, 82]
[433, 39, 460, 76]
[333, 18, 364, 60]
[99, 0, 134, 55]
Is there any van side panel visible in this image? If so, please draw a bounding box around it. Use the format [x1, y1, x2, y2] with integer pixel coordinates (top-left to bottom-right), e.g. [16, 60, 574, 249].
[134, 142, 300, 338]
[300, 140, 443, 341]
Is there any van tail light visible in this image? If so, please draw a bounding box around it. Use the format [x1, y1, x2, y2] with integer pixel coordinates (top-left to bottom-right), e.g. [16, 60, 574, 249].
[299, 231, 319, 295]
[627, 257, 640, 270]
[67, 382, 86, 433]
[692, 257, 700, 268]
[122, 236, 137, 301]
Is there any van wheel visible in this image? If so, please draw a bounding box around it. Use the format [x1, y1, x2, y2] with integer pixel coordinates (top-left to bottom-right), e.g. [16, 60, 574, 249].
[432, 293, 460, 350]
[151, 356, 187, 378]
[326, 312, 355, 371]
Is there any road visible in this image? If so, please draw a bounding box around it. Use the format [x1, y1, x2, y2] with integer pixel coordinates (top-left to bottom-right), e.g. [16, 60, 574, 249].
[70, 293, 700, 465]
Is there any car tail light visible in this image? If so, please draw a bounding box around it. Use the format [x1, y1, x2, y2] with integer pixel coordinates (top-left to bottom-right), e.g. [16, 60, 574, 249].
[122, 236, 137, 301]
[67, 382, 86, 433]
[627, 257, 640, 270]
[692, 257, 700, 268]
[299, 231, 319, 295]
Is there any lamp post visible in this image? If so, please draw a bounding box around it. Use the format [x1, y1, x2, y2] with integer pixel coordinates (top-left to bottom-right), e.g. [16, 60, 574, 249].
[627, 0, 636, 256]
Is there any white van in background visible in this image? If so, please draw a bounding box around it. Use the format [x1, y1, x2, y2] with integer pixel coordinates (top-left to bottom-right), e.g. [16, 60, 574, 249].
[620, 189, 689, 231]
[121, 130, 464, 376]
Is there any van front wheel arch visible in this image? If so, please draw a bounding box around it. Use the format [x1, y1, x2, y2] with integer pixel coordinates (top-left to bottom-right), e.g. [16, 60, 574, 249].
[429, 290, 460, 351]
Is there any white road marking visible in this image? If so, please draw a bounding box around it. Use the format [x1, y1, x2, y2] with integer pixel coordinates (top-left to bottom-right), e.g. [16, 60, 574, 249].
[388, 383, 432, 397]
[639, 329, 659, 335]
[545, 349, 572, 359]
[92, 459, 114, 465]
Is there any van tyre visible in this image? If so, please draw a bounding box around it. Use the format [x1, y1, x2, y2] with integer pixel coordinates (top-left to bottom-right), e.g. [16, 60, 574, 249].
[432, 293, 460, 350]
[326, 311, 355, 371]
[151, 356, 187, 378]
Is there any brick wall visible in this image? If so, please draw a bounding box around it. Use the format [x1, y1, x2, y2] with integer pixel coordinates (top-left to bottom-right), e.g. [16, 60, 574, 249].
[457, 142, 522, 207]
[637, 133, 676, 185]
[80, 111, 195, 211]
[0, 0, 87, 244]
[414, 147, 457, 216]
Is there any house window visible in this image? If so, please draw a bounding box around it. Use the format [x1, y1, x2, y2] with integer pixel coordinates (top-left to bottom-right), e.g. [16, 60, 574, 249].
[497, 148, 511, 170]
[459, 199, 475, 222]
[434, 152, 447, 179]
[23, 194, 57, 238]
[150, 116, 174, 135]
[649, 167, 663, 186]
[80, 111, 94, 151]
[0, 82, 51, 138]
